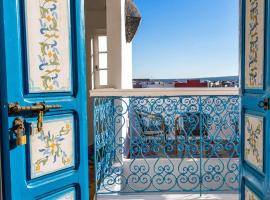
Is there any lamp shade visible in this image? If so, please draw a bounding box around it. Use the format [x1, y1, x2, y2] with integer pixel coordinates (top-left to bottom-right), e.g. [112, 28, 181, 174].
[125, 0, 141, 43]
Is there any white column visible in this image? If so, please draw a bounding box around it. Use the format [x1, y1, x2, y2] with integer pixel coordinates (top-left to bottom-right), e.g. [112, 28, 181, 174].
[106, 2, 132, 180]
[106, 0, 133, 89]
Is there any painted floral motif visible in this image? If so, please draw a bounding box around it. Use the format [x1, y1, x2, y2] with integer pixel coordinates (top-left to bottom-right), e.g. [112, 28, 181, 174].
[245, 115, 263, 171]
[30, 116, 74, 178]
[245, 0, 264, 89]
[25, 0, 71, 92]
[35, 123, 71, 172]
[245, 186, 261, 200]
[39, 0, 61, 90]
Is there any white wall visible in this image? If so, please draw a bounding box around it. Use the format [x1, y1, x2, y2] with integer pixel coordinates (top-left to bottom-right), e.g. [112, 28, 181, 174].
[106, 0, 133, 89]
[85, 7, 107, 91]
[106, 0, 133, 164]
[86, 0, 134, 145]
[85, 1, 107, 145]
[86, 0, 133, 95]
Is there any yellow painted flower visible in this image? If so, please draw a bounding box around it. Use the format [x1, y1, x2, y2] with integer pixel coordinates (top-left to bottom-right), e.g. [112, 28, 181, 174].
[66, 123, 70, 129]
[66, 158, 71, 164]
[48, 51, 53, 57]
[50, 143, 56, 154]
[250, 194, 256, 200]
[46, 15, 52, 21]
[245, 148, 250, 156]
[63, 157, 71, 165]
[48, 85, 54, 90]
[36, 164, 40, 172]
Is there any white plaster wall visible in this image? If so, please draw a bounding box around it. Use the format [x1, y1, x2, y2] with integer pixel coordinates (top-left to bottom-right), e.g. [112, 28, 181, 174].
[86, 0, 133, 145]
[85, 11, 106, 32]
[107, 0, 133, 89]
[120, 0, 133, 89]
[106, 0, 122, 89]
[85, 2, 107, 145]
[106, 0, 133, 164]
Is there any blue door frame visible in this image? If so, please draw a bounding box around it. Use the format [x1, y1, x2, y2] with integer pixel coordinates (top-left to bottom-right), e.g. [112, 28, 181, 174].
[0, 1, 13, 199]
[241, 0, 270, 199]
[0, 0, 89, 199]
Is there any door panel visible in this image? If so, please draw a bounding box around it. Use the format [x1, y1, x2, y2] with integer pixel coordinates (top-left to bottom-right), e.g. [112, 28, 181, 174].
[24, 0, 72, 93]
[244, 113, 264, 173]
[0, 0, 88, 199]
[241, 0, 269, 199]
[39, 187, 76, 200]
[244, 182, 263, 200]
[29, 114, 75, 179]
[244, 0, 265, 90]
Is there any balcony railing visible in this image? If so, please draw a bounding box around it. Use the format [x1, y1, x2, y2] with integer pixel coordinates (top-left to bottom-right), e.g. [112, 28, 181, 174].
[91, 88, 240, 195]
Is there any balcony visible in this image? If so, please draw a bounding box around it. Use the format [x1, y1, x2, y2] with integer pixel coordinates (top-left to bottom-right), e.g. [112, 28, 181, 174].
[91, 88, 240, 198]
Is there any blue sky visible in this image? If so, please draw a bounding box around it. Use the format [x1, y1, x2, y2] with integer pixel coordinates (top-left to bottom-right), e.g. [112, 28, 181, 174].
[132, 0, 239, 79]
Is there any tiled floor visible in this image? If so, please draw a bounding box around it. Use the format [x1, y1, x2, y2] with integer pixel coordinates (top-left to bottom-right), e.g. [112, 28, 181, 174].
[96, 193, 239, 200]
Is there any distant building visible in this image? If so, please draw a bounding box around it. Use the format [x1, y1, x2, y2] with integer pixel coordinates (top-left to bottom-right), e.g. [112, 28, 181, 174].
[133, 77, 239, 88]
[174, 80, 208, 87]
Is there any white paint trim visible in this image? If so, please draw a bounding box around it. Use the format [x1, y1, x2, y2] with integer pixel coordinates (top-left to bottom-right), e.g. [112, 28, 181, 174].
[90, 88, 240, 97]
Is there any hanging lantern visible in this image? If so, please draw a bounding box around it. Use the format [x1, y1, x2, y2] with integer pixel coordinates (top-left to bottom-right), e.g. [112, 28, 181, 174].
[125, 0, 141, 43]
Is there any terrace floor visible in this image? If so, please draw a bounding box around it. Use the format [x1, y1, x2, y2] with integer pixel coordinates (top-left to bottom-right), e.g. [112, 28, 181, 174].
[97, 193, 239, 200]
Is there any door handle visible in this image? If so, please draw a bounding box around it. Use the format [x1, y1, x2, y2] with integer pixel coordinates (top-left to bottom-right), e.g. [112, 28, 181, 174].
[8, 102, 62, 132]
[258, 98, 269, 111]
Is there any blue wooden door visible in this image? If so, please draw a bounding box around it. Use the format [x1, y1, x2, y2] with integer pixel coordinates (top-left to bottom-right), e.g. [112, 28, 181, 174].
[241, 0, 270, 199]
[0, 0, 89, 199]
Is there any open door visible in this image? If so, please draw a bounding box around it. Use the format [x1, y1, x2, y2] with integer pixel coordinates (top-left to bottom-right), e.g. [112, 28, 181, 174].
[0, 0, 88, 199]
[241, 0, 269, 199]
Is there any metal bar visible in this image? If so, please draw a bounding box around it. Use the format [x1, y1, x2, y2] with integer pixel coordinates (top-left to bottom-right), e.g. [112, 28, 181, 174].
[8, 103, 62, 114]
[93, 98, 98, 194]
[90, 88, 240, 97]
[94, 95, 240, 194]
[199, 96, 203, 197]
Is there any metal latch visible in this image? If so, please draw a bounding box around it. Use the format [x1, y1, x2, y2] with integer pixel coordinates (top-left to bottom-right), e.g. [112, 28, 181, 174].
[258, 98, 270, 111]
[8, 102, 62, 132]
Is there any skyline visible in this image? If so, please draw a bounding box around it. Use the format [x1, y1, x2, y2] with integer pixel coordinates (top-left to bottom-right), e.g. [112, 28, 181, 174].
[132, 0, 239, 79]
[133, 75, 239, 80]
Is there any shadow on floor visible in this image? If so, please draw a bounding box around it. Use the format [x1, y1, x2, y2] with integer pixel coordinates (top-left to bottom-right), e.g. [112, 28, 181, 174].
[96, 193, 239, 200]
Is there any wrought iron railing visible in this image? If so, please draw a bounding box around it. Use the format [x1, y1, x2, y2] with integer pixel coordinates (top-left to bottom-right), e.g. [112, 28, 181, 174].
[93, 91, 240, 194]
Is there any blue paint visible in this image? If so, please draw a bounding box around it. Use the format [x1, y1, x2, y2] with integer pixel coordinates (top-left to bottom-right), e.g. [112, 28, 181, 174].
[0, 0, 13, 199]
[94, 96, 240, 194]
[0, 0, 88, 199]
[240, 0, 270, 199]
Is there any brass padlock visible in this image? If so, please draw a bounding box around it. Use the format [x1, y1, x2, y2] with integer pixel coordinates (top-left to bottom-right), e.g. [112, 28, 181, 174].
[16, 135, 27, 145]
[11, 117, 27, 145]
